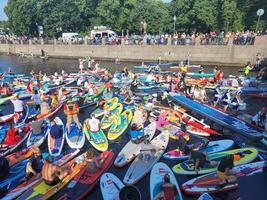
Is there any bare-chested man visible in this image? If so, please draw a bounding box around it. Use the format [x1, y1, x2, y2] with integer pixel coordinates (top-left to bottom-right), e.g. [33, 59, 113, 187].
[41, 157, 68, 186]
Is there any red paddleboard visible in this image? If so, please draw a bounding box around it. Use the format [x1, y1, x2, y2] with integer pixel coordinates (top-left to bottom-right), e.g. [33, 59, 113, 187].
[55, 151, 115, 200]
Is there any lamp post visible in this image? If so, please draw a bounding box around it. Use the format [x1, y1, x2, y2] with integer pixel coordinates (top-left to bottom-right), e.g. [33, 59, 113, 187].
[256, 9, 264, 33]
[226, 21, 229, 33]
[173, 15, 177, 33]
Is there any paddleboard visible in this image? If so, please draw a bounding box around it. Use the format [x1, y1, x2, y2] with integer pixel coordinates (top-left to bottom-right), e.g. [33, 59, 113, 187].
[101, 103, 123, 129]
[100, 173, 125, 200]
[48, 117, 65, 156]
[91, 97, 118, 118]
[198, 193, 213, 200]
[150, 162, 183, 200]
[164, 140, 234, 160]
[182, 161, 265, 195]
[65, 121, 85, 149]
[114, 122, 157, 167]
[123, 131, 169, 185]
[108, 109, 133, 141]
[84, 119, 108, 152]
[173, 147, 258, 175]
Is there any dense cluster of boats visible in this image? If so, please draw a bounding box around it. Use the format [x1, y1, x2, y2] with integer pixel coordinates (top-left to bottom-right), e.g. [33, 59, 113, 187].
[0, 62, 266, 200]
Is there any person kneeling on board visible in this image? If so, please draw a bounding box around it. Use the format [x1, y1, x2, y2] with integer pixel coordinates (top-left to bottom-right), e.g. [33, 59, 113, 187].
[188, 148, 217, 174]
[42, 156, 69, 186]
[154, 174, 177, 200]
[26, 148, 44, 179]
[84, 150, 107, 173]
[216, 154, 238, 188]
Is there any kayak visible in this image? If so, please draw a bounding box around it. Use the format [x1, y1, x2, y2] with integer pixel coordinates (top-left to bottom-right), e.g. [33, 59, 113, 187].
[53, 151, 115, 200]
[47, 117, 65, 157]
[3, 149, 80, 200]
[114, 122, 157, 167]
[91, 97, 119, 118]
[123, 131, 169, 185]
[150, 162, 183, 200]
[16, 150, 86, 200]
[84, 119, 108, 152]
[100, 173, 125, 200]
[1, 125, 31, 157]
[65, 121, 85, 149]
[182, 161, 265, 195]
[173, 147, 258, 175]
[27, 119, 51, 147]
[170, 92, 263, 140]
[163, 140, 234, 160]
[187, 72, 215, 78]
[0, 113, 18, 125]
[107, 109, 133, 141]
[101, 103, 123, 129]
[36, 104, 63, 120]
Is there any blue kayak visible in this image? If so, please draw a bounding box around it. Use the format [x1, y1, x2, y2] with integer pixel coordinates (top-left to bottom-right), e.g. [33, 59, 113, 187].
[170, 93, 263, 140]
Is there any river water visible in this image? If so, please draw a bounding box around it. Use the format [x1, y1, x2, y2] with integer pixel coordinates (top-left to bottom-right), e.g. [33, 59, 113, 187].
[0, 54, 265, 200]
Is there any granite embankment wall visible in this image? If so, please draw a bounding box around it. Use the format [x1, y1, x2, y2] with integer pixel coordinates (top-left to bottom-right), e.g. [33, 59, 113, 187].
[0, 36, 267, 66]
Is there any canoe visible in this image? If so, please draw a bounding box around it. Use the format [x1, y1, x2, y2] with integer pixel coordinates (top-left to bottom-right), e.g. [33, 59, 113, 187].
[47, 117, 65, 156]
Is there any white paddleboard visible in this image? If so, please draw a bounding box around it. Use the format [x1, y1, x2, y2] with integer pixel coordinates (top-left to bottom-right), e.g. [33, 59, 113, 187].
[123, 131, 169, 185]
[100, 173, 125, 200]
[150, 162, 183, 200]
[114, 122, 157, 167]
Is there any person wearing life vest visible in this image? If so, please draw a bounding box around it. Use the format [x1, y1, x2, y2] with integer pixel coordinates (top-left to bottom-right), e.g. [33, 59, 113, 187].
[244, 62, 252, 77]
[2, 123, 21, 146]
[221, 90, 231, 112]
[64, 102, 81, 132]
[214, 70, 223, 83]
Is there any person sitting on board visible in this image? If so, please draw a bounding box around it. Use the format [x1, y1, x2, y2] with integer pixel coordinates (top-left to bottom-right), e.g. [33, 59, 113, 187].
[0, 156, 10, 181]
[84, 150, 107, 173]
[31, 90, 41, 111]
[11, 94, 24, 123]
[221, 90, 231, 112]
[130, 123, 146, 143]
[51, 94, 59, 109]
[40, 100, 51, 115]
[156, 113, 170, 130]
[199, 66, 204, 74]
[154, 174, 177, 200]
[64, 101, 81, 132]
[2, 123, 21, 146]
[42, 156, 69, 186]
[25, 148, 44, 179]
[31, 119, 44, 135]
[122, 66, 129, 77]
[216, 154, 238, 188]
[252, 107, 267, 130]
[132, 105, 147, 130]
[50, 119, 63, 139]
[146, 95, 154, 110]
[188, 148, 217, 174]
[192, 85, 201, 100]
[86, 116, 100, 135]
[155, 65, 161, 72]
[199, 85, 207, 102]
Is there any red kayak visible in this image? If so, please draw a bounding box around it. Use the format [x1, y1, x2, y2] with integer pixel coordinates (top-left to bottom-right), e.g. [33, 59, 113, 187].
[6, 146, 36, 167]
[0, 113, 18, 124]
[174, 109, 221, 136]
[56, 151, 115, 200]
[36, 104, 63, 120]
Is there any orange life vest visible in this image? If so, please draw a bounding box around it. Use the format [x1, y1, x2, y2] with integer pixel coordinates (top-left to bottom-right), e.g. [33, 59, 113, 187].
[64, 104, 79, 115]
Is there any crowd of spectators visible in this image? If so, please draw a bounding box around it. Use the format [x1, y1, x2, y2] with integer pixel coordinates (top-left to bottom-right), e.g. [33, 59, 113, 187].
[0, 30, 266, 46]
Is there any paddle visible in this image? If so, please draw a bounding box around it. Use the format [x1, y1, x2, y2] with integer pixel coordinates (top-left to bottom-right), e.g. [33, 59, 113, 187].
[140, 148, 166, 152]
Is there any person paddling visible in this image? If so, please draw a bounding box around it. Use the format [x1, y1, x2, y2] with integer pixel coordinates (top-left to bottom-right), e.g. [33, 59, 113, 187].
[42, 156, 69, 186]
[26, 148, 44, 179]
[154, 174, 177, 200]
[11, 94, 24, 123]
[84, 150, 107, 173]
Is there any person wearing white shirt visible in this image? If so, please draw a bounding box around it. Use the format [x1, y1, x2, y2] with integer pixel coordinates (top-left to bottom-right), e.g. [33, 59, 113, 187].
[85, 117, 100, 134]
[11, 95, 24, 113]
